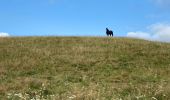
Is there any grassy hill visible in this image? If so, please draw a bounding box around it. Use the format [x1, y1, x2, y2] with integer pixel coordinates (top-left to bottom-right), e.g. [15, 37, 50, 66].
[0, 37, 170, 100]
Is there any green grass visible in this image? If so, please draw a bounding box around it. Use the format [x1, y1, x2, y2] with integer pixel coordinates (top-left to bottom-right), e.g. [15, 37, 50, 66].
[0, 37, 170, 100]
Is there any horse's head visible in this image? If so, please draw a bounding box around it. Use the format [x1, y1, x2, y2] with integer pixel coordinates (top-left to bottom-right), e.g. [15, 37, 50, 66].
[106, 28, 109, 32]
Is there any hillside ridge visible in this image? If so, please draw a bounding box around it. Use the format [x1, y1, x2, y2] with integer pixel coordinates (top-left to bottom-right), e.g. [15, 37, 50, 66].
[0, 37, 170, 99]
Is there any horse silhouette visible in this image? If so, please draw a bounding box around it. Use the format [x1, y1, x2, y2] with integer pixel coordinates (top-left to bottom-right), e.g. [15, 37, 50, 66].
[106, 28, 113, 37]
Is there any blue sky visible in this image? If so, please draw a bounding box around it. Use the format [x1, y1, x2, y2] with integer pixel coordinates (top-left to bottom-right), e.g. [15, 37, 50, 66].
[0, 0, 170, 41]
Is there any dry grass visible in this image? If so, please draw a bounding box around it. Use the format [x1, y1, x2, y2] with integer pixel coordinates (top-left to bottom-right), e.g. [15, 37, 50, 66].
[0, 37, 170, 99]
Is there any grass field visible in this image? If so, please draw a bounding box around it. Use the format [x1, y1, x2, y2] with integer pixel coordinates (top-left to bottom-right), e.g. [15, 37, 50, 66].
[0, 37, 170, 100]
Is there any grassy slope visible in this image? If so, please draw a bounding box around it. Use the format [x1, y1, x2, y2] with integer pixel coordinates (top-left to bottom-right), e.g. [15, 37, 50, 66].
[0, 37, 170, 99]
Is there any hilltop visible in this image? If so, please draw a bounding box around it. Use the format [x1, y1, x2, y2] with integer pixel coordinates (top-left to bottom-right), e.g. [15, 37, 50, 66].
[0, 37, 170, 99]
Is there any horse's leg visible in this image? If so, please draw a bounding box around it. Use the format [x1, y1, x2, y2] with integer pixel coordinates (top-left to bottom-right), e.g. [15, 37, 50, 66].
[107, 33, 109, 36]
[110, 33, 111, 37]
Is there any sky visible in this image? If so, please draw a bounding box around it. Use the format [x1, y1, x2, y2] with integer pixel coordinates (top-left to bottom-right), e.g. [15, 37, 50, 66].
[0, 0, 170, 42]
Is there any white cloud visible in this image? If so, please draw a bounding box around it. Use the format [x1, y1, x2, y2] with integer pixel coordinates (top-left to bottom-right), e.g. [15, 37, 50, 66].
[127, 31, 152, 40]
[127, 23, 170, 42]
[0, 32, 10, 37]
[149, 23, 170, 37]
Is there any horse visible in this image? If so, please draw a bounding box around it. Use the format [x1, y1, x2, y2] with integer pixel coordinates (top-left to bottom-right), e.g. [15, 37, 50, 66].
[106, 28, 113, 37]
